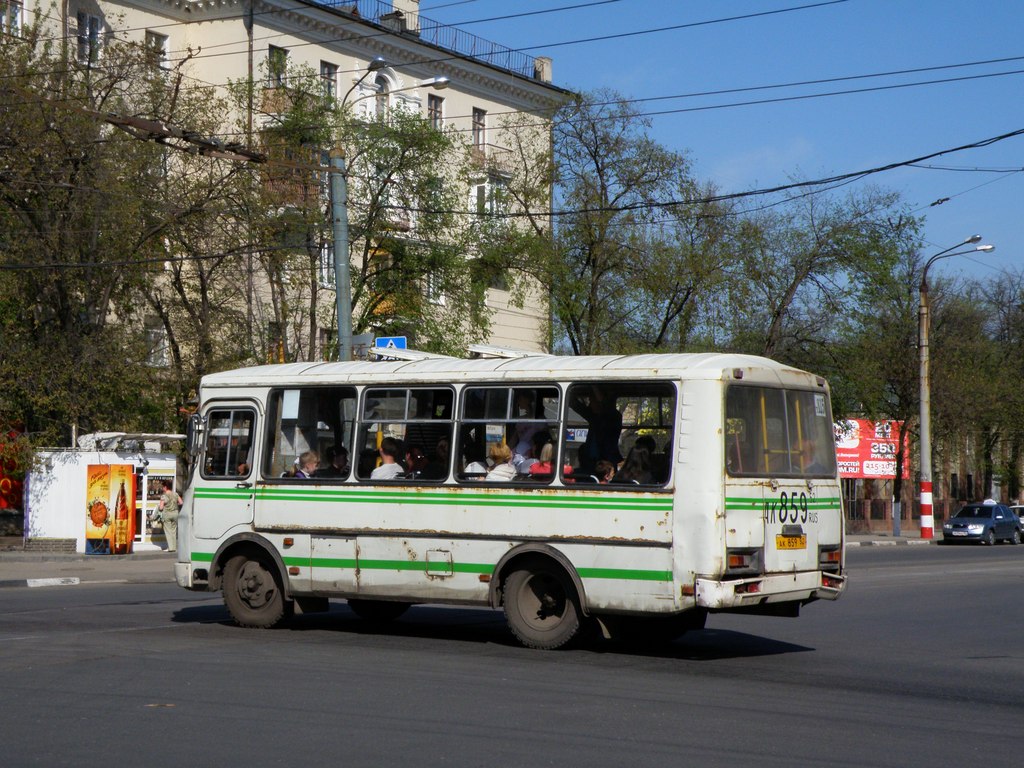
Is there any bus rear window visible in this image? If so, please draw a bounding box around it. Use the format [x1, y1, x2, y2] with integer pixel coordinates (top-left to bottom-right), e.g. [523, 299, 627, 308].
[725, 386, 836, 478]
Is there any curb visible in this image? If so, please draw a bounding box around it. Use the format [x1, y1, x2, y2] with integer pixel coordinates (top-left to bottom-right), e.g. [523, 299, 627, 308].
[847, 539, 936, 547]
[0, 577, 82, 589]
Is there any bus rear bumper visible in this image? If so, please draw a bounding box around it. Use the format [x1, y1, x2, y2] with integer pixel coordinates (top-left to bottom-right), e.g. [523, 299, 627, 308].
[695, 570, 845, 609]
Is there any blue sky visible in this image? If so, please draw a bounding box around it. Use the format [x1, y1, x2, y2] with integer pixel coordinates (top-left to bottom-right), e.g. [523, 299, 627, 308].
[421, 0, 1022, 277]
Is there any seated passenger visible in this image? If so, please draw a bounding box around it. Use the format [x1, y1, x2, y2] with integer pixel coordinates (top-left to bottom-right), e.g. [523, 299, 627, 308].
[486, 443, 517, 481]
[594, 459, 616, 484]
[405, 445, 428, 478]
[421, 438, 450, 480]
[528, 441, 556, 477]
[370, 436, 405, 480]
[293, 450, 320, 479]
[314, 445, 349, 478]
[612, 445, 653, 485]
[462, 441, 488, 476]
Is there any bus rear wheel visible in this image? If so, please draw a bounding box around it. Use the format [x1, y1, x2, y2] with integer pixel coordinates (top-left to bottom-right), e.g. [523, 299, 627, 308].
[347, 599, 411, 622]
[503, 563, 581, 650]
[223, 553, 288, 628]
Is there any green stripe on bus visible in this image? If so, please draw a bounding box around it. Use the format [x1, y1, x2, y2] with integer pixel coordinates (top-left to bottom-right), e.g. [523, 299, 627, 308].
[725, 496, 841, 509]
[192, 552, 667, 582]
[193, 486, 673, 512]
[577, 567, 672, 581]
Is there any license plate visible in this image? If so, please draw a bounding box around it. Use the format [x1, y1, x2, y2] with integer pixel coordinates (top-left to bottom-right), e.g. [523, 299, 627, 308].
[951, 531, 967, 536]
[776, 534, 807, 550]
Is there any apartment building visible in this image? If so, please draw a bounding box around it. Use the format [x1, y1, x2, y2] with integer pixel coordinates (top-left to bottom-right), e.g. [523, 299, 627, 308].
[41, 0, 569, 355]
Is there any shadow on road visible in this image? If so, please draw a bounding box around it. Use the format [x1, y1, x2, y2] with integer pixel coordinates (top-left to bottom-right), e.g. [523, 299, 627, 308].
[171, 601, 813, 659]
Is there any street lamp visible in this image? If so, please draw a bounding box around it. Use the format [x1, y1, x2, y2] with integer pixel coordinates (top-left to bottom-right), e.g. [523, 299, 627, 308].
[329, 60, 449, 361]
[918, 235, 995, 538]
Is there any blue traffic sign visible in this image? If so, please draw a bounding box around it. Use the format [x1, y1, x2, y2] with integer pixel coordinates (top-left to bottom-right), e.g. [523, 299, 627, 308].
[373, 336, 407, 350]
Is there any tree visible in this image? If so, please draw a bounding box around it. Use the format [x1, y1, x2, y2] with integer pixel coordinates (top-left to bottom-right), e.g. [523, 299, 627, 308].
[548, 90, 713, 355]
[0, 16, 253, 445]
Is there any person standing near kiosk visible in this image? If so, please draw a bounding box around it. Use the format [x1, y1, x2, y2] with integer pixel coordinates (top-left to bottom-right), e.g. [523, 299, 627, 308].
[157, 478, 181, 552]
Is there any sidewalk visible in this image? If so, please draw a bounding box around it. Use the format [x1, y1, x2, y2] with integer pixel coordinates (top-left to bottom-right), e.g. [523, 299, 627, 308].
[0, 532, 935, 589]
[0, 537, 176, 588]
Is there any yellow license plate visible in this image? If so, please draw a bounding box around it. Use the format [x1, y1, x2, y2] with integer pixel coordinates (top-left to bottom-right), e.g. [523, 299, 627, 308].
[776, 534, 807, 550]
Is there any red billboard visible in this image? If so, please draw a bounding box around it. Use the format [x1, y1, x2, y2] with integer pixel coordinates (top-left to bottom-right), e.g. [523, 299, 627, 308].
[835, 419, 910, 480]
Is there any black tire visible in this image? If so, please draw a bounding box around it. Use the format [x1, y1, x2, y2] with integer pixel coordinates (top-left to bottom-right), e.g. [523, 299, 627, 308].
[1012, 529, 1021, 545]
[503, 563, 581, 650]
[222, 553, 289, 628]
[347, 599, 411, 622]
[985, 529, 996, 546]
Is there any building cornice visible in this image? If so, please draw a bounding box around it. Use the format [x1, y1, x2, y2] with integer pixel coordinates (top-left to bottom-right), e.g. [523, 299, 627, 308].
[117, 0, 572, 110]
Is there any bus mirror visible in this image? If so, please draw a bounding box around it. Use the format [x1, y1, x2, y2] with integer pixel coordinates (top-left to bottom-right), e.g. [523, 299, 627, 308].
[186, 413, 205, 457]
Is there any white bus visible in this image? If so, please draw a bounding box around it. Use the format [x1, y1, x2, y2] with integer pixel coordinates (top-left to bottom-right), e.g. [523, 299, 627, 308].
[175, 352, 846, 649]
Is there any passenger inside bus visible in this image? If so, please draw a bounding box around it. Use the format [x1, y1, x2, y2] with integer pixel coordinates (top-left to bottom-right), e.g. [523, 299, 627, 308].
[293, 451, 320, 479]
[612, 444, 653, 485]
[370, 437, 405, 480]
[486, 443, 517, 481]
[569, 385, 623, 475]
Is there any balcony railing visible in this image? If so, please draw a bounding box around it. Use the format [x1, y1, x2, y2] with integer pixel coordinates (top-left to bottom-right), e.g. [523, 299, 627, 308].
[313, 0, 539, 80]
[470, 143, 515, 175]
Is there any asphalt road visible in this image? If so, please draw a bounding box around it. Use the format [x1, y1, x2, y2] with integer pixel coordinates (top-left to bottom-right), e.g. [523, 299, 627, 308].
[1, 545, 1022, 767]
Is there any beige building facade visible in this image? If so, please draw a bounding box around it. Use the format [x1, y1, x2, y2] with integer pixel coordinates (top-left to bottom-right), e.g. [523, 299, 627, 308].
[28, 0, 568, 354]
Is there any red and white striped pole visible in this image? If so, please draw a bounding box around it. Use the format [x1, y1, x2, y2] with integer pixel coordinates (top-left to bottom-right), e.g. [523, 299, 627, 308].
[919, 480, 934, 539]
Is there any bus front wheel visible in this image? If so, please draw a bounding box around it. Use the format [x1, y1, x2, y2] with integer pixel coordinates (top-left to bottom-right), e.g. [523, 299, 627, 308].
[503, 563, 581, 650]
[223, 553, 289, 628]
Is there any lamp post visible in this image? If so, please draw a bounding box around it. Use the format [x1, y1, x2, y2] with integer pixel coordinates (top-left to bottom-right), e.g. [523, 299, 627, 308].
[918, 235, 995, 538]
[330, 61, 449, 361]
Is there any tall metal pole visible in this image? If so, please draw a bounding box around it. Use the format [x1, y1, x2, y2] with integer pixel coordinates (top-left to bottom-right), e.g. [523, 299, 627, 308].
[330, 145, 353, 362]
[918, 276, 934, 539]
[917, 236, 993, 539]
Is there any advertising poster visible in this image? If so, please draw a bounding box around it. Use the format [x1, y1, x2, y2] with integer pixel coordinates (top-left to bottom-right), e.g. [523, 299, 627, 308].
[85, 464, 136, 554]
[834, 419, 910, 480]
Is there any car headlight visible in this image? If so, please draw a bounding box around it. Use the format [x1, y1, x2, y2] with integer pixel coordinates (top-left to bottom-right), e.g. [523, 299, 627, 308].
[967, 524, 985, 533]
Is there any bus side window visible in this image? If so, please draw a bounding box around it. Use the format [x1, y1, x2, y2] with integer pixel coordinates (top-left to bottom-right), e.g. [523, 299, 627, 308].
[356, 387, 454, 482]
[202, 408, 255, 479]
[264, 387, 357, 480]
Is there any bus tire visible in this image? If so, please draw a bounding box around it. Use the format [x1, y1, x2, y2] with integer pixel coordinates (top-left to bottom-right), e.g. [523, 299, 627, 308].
[223, 553, 288, 629]
[503, 563, 581, 650]
[347, 599, 411, 622]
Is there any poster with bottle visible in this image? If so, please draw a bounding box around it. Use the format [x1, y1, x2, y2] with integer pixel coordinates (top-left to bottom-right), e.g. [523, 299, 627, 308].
[85, 464, 136, 555]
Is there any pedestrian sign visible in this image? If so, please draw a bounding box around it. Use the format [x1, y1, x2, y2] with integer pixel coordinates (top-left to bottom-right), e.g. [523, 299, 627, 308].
[373, 336, 407, 350]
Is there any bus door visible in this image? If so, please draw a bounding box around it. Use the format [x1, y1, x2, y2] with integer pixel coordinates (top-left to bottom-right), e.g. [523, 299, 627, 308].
[192, 403, 258, 541]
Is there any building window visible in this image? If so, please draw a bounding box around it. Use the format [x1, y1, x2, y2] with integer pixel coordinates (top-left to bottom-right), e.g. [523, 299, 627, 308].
[374, 73, 390, 115]
[318, 242, 335, 288]
[425, 271, 446, 306]
[268, 45, 288, 88]
[144, 30, 168, 70]
[472, 108, 486, 150]
[76, 12, 102, 64]
[1, 1, 22, 35]
[144, 316, 169, 367]
[320, 61, 337, 99]
[319, 327, 336, 361]
[427, 94, 444, 129]
[472, 174, 506, 218]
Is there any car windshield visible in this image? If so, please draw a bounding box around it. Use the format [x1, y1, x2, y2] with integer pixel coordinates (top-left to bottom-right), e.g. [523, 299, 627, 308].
[954, 507, 994, 519]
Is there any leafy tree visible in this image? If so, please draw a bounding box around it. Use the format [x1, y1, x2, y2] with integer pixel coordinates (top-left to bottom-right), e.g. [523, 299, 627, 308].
[0, 15, 251, 446]
[548, 90, 709, 354]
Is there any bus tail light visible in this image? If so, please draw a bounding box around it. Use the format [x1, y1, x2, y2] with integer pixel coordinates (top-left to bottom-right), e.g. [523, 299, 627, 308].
[818, 546, 842, 573]
[725, 548, 761, 575]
